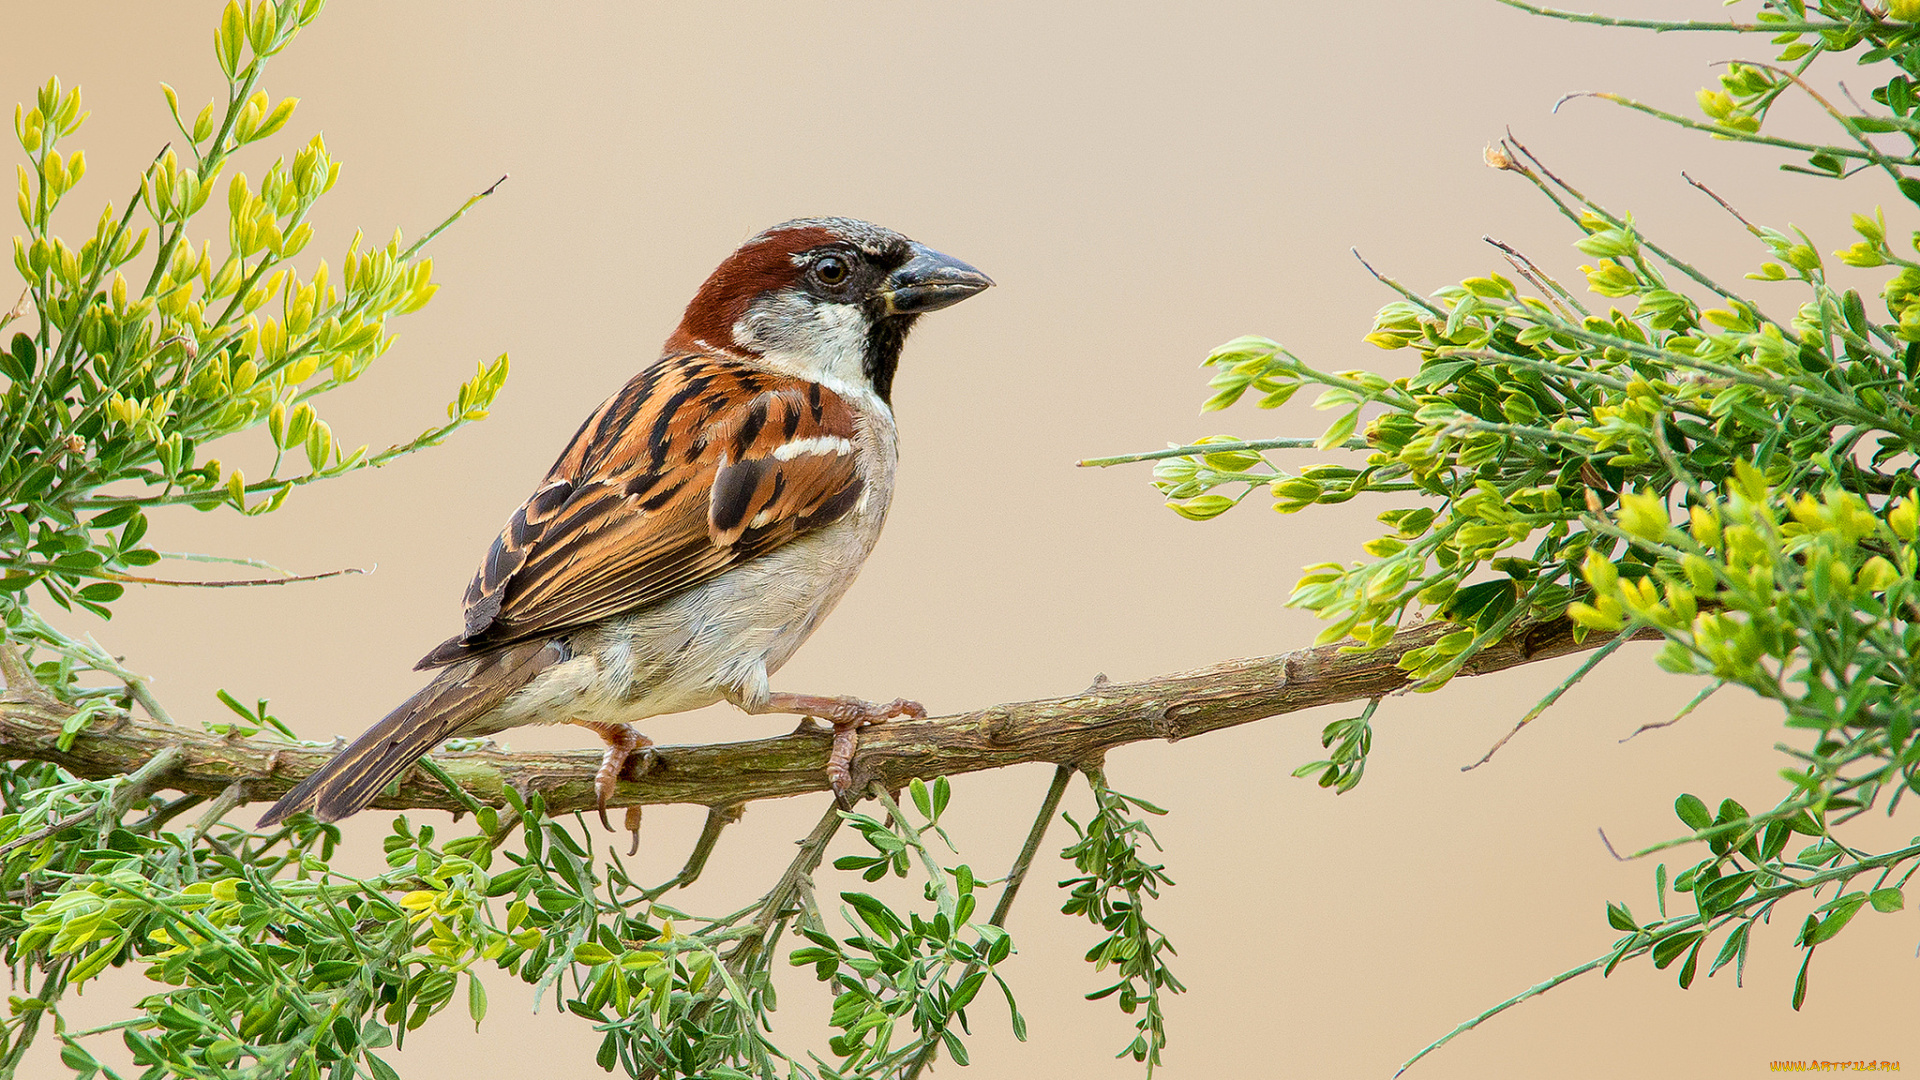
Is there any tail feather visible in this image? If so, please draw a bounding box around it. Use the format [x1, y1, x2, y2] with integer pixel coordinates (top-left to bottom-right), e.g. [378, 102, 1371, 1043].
[257, 640, 561, 826]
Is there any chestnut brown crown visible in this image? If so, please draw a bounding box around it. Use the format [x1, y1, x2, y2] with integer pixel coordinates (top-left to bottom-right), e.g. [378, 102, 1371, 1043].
[666, 218, 991, 404]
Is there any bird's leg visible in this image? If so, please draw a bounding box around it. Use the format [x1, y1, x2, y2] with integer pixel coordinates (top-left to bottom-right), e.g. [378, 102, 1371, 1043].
[566, 720, 656, 832]
[745, 693, 926, 803]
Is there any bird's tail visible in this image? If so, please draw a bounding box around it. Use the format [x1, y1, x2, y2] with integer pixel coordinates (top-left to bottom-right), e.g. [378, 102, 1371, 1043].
[257, 639, 561, 826]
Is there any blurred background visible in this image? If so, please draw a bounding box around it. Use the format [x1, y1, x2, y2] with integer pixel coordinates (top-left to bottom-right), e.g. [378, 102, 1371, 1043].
[8, 1, 1918, 1075]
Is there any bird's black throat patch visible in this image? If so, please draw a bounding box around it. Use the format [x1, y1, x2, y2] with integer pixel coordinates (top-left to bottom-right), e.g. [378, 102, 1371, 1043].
[863, 315, 917, 406]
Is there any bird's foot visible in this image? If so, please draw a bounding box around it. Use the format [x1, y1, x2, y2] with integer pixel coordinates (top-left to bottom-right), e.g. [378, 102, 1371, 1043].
[827, 702, 921, 803]
[752, 692, 925, 803]
[569, 720, 656, 834]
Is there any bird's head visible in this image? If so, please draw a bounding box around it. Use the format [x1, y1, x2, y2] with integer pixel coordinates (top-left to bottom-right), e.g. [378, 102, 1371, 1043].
[667, 217, 992, 406]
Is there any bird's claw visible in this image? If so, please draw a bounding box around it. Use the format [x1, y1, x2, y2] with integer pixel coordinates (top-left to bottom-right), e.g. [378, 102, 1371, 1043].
[584, 723, 655, 833]
[823, 697, 923, 804]
[622, 805, 644, 856]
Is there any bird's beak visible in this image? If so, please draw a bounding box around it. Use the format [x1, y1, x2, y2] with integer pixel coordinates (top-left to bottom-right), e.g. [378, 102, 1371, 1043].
[878, 242, 994, 315]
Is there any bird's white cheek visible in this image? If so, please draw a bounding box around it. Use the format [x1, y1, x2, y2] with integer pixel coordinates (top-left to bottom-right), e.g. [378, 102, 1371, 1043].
[805, 304, 869, 383]
[734, 293, 878, 409]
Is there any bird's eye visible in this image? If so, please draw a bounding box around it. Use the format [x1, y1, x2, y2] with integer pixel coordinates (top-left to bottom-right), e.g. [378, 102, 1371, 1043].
[814, 255, 849, 286]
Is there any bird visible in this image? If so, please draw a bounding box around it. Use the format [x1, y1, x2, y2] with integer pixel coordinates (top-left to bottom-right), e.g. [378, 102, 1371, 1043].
[257, 217, 992, 830]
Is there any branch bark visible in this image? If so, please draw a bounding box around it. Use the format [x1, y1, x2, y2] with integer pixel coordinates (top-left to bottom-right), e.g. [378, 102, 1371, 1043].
[0, 616, 1641, 819]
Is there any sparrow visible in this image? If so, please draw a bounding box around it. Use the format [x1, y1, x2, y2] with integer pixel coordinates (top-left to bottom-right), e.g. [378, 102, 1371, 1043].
[258, 217, 991, 829]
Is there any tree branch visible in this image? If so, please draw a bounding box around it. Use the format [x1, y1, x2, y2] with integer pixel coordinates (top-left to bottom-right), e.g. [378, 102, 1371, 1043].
[0, 616, 1645, 819]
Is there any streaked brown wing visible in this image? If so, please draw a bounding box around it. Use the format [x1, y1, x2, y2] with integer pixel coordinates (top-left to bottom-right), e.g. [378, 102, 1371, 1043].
[417, 354, 865, 668]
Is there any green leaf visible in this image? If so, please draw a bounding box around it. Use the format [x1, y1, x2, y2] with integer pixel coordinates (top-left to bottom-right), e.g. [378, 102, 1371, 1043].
[1676, 937, 1702, 989]
[943, 1028, 971, 1066]
[1673, 793, 1712, 831]
[77, 582, 123, 603]
[1316, 407, 1359, 451]
[596, 1032, 618, 1071]
[842, 892, 903, 939]
[1870, 887, 1904, 913]
[1699, 871, 1756, 914]
[468, 973, 487, 1029]
[949, 970, 988, 1013]
[996, 973, 1028, 1041]
[1651, 930, 1702, 969]
[366, 1054, 402, 1080]
[59, 1042, 98, 1074]
[1407, 360, 1472, 392]
[310, 960, 357, 985]
[1809, 893, 1868, 944]
[1761, 821, 1790, 861]
[1708, 921, 1750, 979]
[1605, 901, 1637, 932]
[216, 0, 247, 78]
[9, 333, 35, 377]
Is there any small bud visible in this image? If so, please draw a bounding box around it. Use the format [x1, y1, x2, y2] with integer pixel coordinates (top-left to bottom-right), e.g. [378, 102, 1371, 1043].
[1858, 556, 1900, 592]
[1890, 498, 1917, 543]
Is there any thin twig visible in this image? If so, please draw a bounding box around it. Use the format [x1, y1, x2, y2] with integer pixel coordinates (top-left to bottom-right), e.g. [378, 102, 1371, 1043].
[1621, 680, 1723, 742]
[79, 634, 174, 726]
[752, 802, 843, 938]
[0, 636, 51, 704]
[1483, 235, 1586, 319]
[1353, 248, 1444, 316]
[1723, 59, 1912, 190]
[154, 551, 301, 573]
[643, 804, 743, 898]
[102, 565, 370, 588]
[1598, 827, 1628, 861]
[1492, 0, 1848, 34]
[396, 175, 508, 263]
[187, 780, 249, 843]
[1504, 133, 1787, 332]
[1838, 81, 1870, 116]
[990, 765, 1073, 925]
[105, 744, 187, 819]
[1078, 437, 1366, 468]
[128, 793, 207, 834]
[0, 808, 95, 858]
[1394, 952, 1613, 1076]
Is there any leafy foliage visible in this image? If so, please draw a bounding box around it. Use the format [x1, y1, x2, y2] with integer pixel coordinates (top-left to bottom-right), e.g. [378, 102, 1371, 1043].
[3, 0, 504, 640]
[796, 780, 1026, 1077]
[1112, 0, 1920, 1065]
[1057, 774, 1181, 1074]
[0, 0, 520, 1071]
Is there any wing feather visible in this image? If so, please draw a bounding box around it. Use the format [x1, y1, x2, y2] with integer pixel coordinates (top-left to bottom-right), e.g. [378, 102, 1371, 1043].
[417, 355, 866, 669]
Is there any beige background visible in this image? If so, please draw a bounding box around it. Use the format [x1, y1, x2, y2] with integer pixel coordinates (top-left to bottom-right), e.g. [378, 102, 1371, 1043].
[8, 1, 1919, 1076]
